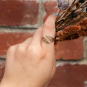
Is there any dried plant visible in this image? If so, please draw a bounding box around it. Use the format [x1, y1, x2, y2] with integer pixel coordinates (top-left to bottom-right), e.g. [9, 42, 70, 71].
[55, 0, 87, 48]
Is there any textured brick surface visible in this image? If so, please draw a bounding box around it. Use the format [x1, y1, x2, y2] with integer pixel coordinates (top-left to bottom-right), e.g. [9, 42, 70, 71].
[56, 37, 84, 60]
[0, 32, 84, 60]
[0, 32, 33, 56]
[0, 0, 86, 86]
[48, 64, 87, 87]
[0, 61, 5, 82]
[43, 1, 59, 23]
[0, 1, 39, 26]
[84, 38, 87, 49]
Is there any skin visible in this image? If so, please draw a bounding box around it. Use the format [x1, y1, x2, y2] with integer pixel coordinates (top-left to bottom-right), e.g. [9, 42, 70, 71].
[0, 15, 57, 87]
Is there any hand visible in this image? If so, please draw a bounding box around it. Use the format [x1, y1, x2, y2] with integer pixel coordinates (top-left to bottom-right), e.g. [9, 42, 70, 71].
[0, 15, 56, 87]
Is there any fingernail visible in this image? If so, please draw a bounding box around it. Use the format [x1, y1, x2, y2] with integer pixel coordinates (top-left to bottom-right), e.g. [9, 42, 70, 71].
[53, 13, 58, 16]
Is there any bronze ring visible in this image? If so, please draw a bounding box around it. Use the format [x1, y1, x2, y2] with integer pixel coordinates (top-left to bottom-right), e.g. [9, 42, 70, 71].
[42, 36, 55, 44]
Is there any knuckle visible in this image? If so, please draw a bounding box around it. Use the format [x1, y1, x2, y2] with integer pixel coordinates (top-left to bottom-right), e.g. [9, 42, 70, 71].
[7, 45, 15, 53]
[17, 44, 26, 54]
[28, 45, 44, 55]
[27, 45, 37, 53]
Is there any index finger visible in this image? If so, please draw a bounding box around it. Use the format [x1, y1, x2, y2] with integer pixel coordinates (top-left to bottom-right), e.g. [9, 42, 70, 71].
[42, 15, 57, 52]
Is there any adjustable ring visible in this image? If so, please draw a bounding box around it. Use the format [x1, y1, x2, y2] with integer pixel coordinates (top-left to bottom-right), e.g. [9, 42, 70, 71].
[42, 36, 55, 44]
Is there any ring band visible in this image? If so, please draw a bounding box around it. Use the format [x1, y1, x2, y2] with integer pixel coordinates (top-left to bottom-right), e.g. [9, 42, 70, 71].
[42, 36, 55, 44]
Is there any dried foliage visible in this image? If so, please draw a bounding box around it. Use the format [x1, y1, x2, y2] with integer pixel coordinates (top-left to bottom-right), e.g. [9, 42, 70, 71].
[55, 0, 87, 47]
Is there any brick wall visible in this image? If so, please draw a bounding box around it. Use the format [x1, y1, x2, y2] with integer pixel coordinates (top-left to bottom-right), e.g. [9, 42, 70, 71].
[0, 0, 87, 87]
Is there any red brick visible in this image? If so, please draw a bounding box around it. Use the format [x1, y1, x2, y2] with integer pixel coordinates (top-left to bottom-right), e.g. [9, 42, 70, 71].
[48, 64, 87, 87]
[0, 62, 5, 82]
[0, 1, 39, 26]
[56, 37, 84, 60]
[0, 32, 84, 60]
[44, 1, 59, 23]
[0, 32, 33, 56]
